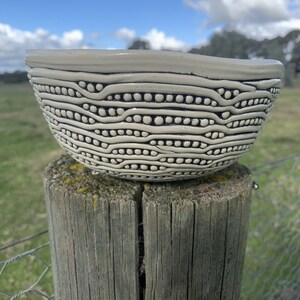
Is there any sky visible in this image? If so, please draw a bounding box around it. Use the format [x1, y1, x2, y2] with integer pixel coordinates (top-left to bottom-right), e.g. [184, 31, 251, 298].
[0, 0, 300, 72]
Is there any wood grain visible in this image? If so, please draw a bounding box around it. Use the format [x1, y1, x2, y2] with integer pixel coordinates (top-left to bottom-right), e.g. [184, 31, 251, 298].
[44, 156, 142, 299]
[142, 164, 252, 300]
[44, 155, 252, 299]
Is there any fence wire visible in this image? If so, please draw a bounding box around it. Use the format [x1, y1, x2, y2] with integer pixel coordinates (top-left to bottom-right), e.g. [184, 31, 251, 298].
[0, 153, 299, 299]
[0, 231, 53, 300]
[242, 153, 300, 300]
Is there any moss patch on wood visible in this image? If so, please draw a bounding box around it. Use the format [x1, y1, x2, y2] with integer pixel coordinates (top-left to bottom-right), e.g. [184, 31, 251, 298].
[45, 155, 143, 200]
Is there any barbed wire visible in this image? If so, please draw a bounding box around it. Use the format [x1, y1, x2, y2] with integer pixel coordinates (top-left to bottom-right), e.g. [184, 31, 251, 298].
[0, 153, 299, 299]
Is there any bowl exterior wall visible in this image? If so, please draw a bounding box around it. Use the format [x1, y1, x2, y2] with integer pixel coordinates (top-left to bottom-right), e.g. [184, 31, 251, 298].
[27, 64, 281, 181]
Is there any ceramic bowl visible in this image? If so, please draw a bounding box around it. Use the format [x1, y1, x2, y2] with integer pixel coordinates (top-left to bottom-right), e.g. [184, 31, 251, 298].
[25, 50, 283, 182]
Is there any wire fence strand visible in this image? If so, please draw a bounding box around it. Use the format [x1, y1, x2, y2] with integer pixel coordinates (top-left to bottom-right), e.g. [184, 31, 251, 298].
[0, 230, 48, 251]
[0, 241, 53, 299]
[242, 152, 300, 299]
[0, 153, 299, 299]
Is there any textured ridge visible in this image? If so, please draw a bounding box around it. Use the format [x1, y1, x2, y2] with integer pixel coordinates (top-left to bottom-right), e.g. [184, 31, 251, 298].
[28, 68, 281, 181]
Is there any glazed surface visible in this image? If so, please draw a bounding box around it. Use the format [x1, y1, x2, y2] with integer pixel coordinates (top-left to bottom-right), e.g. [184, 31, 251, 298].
[26, 49, 284, 80]
[27, 62, 281, 181]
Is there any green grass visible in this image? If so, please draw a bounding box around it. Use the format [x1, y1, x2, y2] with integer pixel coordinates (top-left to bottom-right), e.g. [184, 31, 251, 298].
[0, 82, 299, 298]
[241, 159, 300, 299]
[0, 83, 62, 241]
[0, 83, 62, 298]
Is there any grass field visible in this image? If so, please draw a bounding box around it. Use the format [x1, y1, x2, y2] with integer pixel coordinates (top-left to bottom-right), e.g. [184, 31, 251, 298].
[0, 82, 299, 298]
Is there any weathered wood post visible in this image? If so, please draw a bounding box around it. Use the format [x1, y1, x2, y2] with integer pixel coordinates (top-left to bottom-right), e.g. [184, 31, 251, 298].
[44, 155, 252, 300]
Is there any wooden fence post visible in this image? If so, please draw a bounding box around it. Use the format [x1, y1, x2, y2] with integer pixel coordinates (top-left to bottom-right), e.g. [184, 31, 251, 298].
[44, 155, 252, 300]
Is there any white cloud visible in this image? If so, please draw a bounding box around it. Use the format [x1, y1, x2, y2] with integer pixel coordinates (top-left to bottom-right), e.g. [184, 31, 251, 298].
[142, 29, 187, 50]
[62, 30, 84, 47]
[235, 18, 300, 39]
[0, 23, 86, 72]
[185, 0, 289, 24]
[114, 27, 187, 51]
[184, 0, 300, 39]
[115, 27, 136, 41]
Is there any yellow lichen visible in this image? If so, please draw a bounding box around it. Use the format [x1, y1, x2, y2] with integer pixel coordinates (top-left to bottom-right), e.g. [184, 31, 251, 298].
[92, 195, 99, 210]
[144, 183, 151, 190]
[74, 176, 86, 183]
[69, 163, 85, 171]
[77, 187, 88, 193]
[62, 177, 74, 185]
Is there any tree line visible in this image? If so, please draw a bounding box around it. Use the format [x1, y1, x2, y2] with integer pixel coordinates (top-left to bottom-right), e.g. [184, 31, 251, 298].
[0, 71, 28, 83]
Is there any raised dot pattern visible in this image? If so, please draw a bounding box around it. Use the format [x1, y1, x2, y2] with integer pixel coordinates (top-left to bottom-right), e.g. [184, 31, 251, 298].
[30, 71, 281, 181]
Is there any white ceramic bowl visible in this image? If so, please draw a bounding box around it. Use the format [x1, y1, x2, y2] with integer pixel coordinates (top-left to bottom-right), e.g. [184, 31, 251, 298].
[25, 50, 284, 181]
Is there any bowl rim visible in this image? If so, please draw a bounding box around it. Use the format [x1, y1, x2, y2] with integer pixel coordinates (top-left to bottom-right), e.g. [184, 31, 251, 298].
[25, 49, 284, 80]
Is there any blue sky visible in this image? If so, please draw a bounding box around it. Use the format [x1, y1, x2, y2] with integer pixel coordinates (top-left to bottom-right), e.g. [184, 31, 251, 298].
[0, 0, 300, 72]
[0, 0, 209, 49]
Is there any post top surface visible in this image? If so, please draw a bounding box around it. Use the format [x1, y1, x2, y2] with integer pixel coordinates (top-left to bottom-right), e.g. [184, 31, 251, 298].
[45, 155, 252, 203]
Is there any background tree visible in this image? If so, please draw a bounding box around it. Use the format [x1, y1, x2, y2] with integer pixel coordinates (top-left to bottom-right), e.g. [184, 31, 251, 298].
[189, 30, 257, 59]
[291, 41, 300, 77]
[128, 39, 151, 50]
[0, 71, 28, 83]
